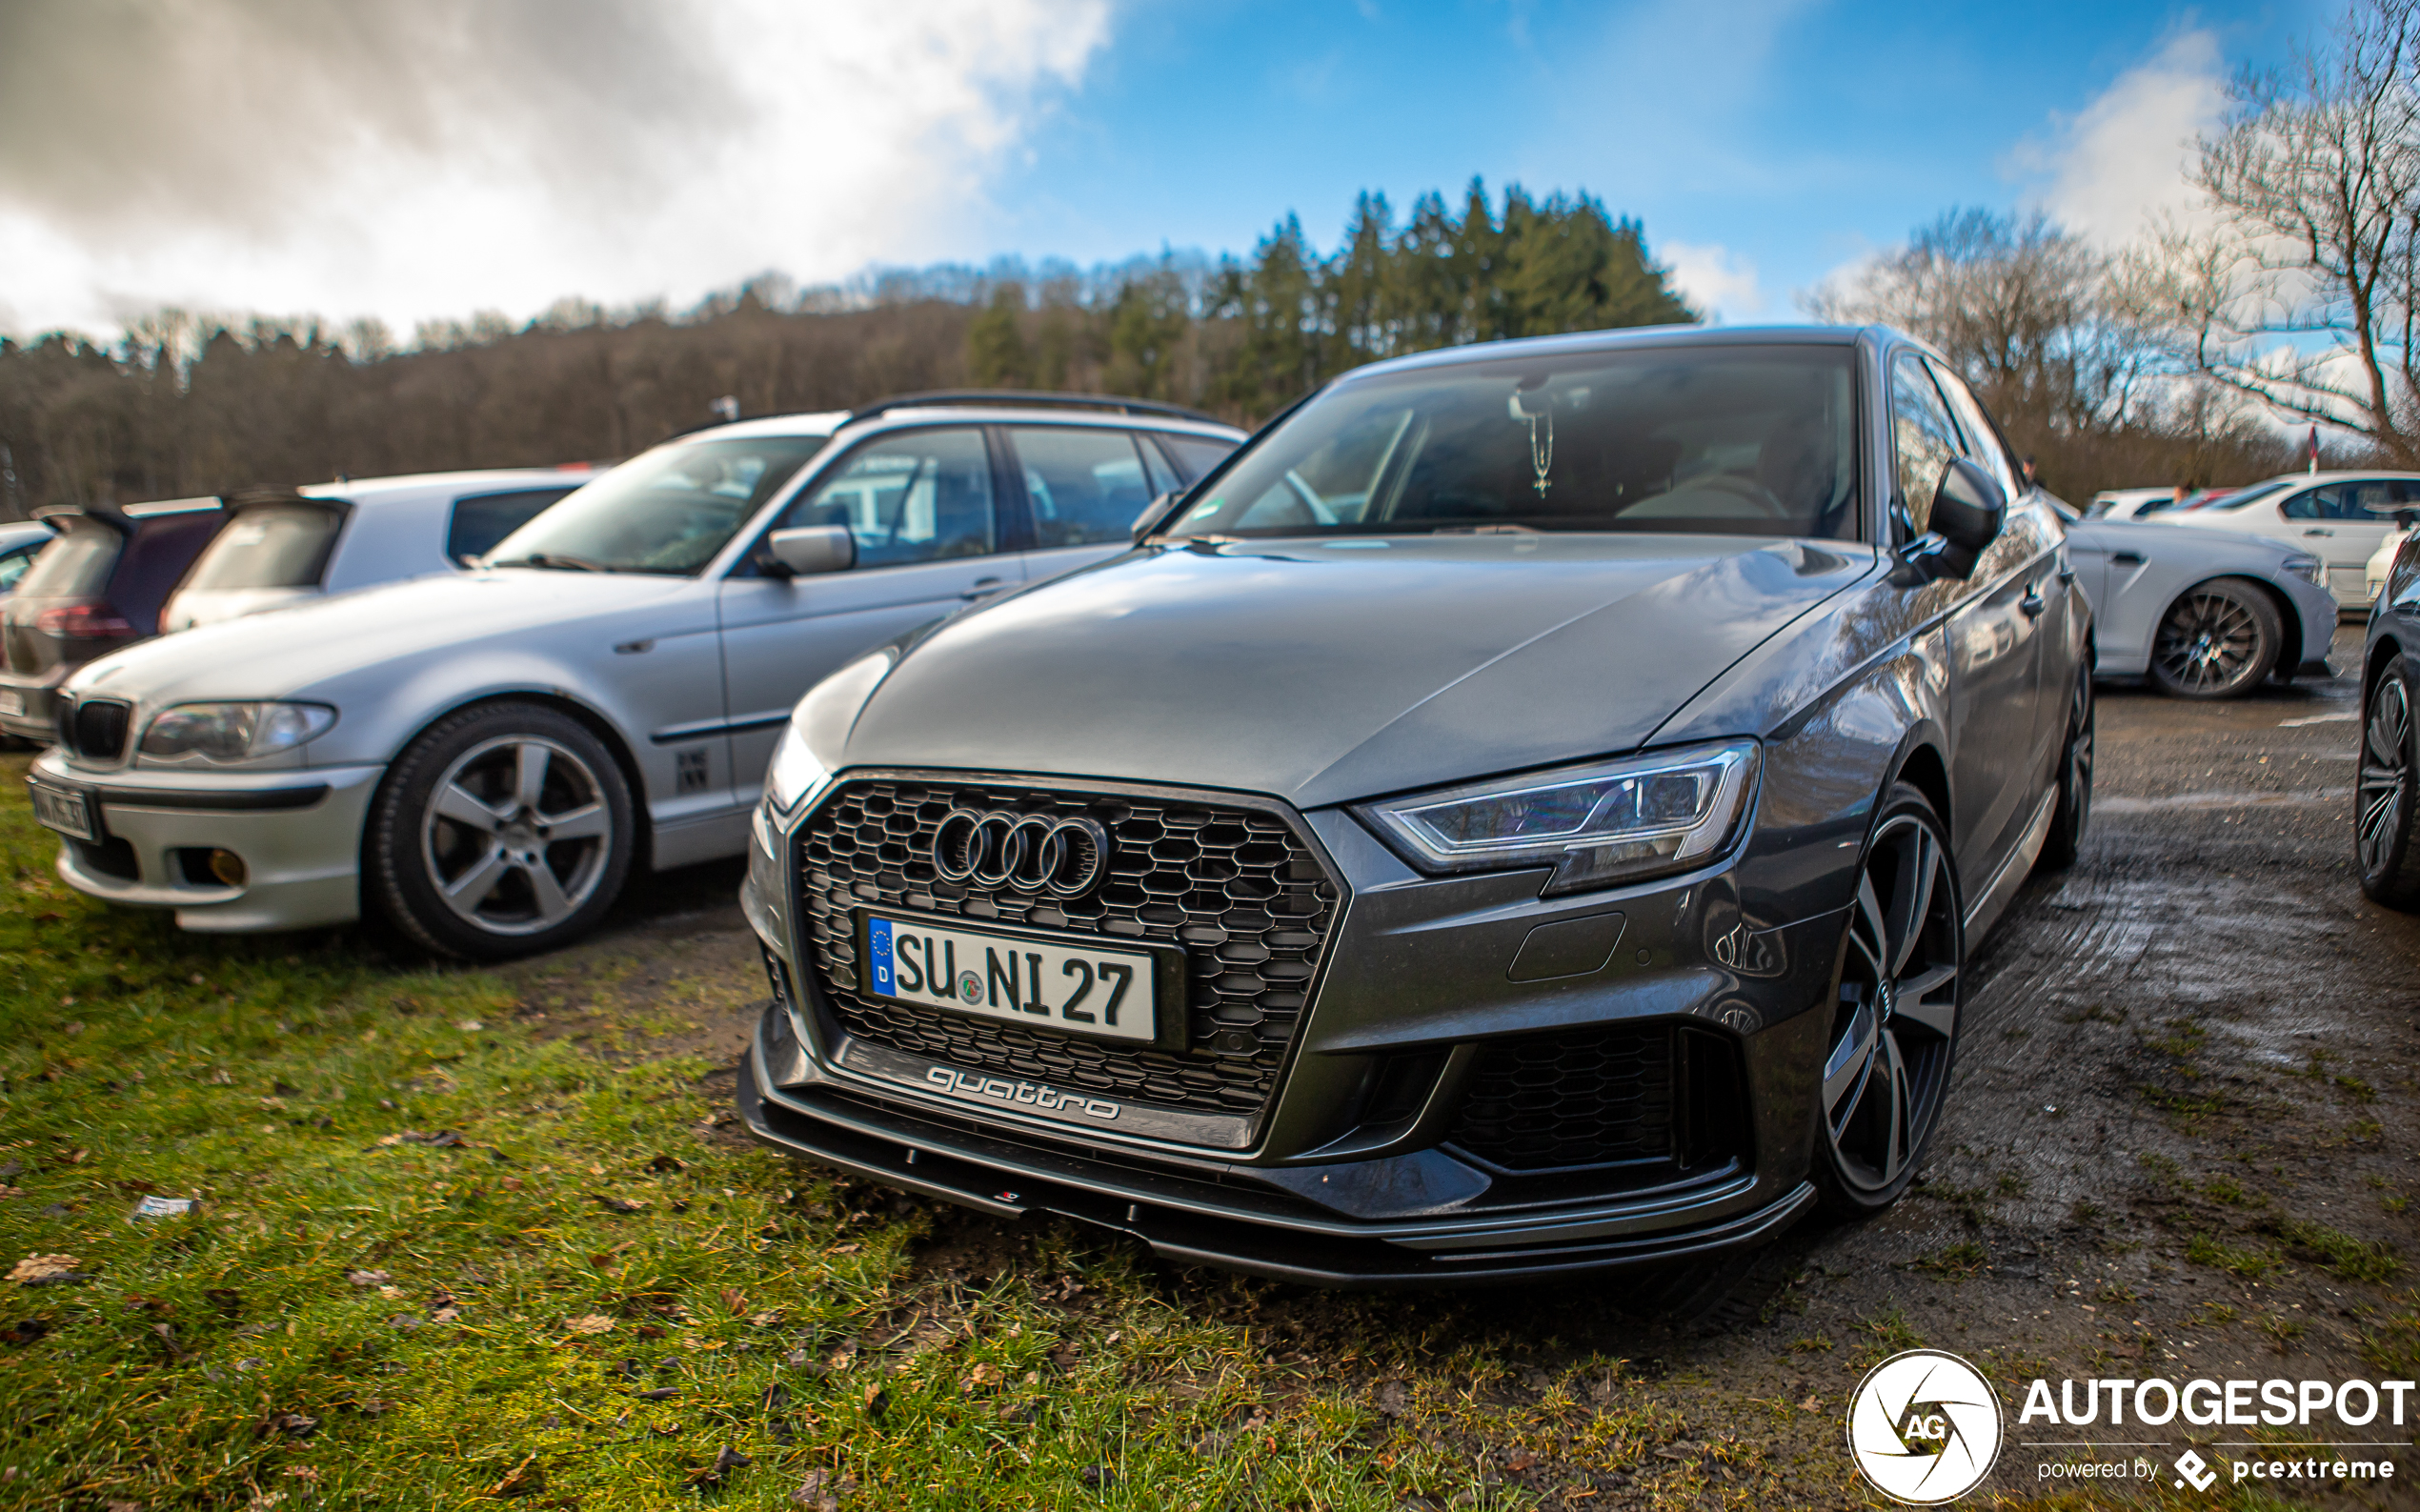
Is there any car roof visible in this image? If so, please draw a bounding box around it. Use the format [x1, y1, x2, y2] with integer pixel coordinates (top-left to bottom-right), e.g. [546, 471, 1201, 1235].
[679, 402, 1245, 446]
[1342, 322, 1871, 382]
[2230, 470, 2420, 491]
[293, 467, 600, 508]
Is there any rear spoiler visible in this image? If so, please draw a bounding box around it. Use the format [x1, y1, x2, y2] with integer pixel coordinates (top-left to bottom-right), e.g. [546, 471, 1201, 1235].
[218, 486, 351, 522]
[32, 496, 219, 535]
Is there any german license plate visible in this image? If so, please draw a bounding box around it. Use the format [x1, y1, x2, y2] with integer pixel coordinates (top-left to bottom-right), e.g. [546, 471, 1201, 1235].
[0, 689, 22, 718]
[859, 911, 1164, 1046]
[27, 779, 96, 843]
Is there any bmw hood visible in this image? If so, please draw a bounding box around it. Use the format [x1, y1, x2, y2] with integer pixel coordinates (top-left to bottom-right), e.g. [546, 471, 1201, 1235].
[68, 570, 700, 702]
[840, 534, 1874, 809]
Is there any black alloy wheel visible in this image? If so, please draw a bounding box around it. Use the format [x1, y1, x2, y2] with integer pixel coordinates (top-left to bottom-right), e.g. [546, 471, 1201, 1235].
[2039, 651, 2094, 869]
[1817, 782, 1964, 1213]
[2149, 579, 2281, 698]
[2358, 663, 2420, 909]
[369, 701, 635, 960]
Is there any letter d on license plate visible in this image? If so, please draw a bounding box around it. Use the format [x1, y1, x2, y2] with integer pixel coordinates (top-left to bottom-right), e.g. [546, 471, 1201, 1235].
[861, 911, 1166, 1047]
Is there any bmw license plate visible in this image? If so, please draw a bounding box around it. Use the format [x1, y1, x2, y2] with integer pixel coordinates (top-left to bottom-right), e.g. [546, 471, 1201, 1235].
[857, 911, 1170, 1047]
[27, 778, 97, 843]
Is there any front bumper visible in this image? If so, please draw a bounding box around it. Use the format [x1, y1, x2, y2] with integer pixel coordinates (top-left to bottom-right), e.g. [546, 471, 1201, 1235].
[736, 774, 1847, 1285]
[30, 749, 383, 931]
[739, 1010, 1817, 1286]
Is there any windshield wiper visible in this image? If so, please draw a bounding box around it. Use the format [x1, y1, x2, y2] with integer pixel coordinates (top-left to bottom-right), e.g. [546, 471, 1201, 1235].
[494, 552, 612, 573]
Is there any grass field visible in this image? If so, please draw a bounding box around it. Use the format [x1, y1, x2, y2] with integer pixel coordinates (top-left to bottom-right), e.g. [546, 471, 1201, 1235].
[1, 753, 1541, 1511]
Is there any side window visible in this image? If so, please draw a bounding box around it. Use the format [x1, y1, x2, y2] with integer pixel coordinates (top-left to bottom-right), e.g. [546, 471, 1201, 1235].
[2341, 478, 2402, 519]
[1139, 437, 1181, 497]
[779, 428, 997, 569]
[2281, 488, 2329, 520]
[447, 488, 575, 563]
[1926, 360, 2022, 503]
[1011, 428, 1156, 547]
[1157, 433, 1238, 483]
[1890, 355, 1965, 534]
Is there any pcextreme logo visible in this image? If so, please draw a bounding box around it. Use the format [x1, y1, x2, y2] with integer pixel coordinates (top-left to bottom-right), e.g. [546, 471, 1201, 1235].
[1846, 1350, 2005, 1505]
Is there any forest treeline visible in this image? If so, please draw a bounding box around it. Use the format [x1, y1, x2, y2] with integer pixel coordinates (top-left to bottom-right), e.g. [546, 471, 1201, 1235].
[0, 182, 1692, 519]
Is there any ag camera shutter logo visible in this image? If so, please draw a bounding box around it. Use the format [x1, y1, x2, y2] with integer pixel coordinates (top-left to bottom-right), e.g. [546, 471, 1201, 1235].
[1847, 1349, 2005, 1504]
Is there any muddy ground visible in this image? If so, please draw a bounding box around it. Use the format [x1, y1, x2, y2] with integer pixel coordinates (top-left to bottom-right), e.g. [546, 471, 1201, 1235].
[503, 621, 2420, 1507]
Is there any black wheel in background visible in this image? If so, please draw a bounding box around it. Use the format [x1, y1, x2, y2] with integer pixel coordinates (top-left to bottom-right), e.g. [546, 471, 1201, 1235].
[367, 701, 635, 961]
[2358, 662, 2420, 910]
[2039, 652, 2093, 870]
[2149, 579, 2281, 698]
[1815, 782, 1964, 1216]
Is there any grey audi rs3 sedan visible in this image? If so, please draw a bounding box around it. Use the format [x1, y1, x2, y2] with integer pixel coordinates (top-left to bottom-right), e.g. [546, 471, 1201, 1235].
[737, 326, 2094, 1285]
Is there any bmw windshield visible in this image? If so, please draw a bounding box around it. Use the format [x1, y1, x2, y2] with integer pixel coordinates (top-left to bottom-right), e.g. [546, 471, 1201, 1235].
[1164, 345, 1860, 542]
[487, 434, 829, 575]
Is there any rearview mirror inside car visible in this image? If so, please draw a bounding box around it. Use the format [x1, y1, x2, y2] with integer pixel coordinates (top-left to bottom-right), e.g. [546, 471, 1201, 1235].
[761, 525, 856, 579]
[1893, 459, 2007, 585]
[1131, 491, 1183, 540]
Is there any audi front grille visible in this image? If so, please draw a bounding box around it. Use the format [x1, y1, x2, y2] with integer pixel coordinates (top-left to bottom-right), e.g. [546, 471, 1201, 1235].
[64, 697, 132, 763]
[794, 778, 1341, 1117]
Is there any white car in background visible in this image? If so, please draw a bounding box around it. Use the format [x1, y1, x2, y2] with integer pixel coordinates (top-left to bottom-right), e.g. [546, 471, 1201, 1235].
[0, 521, 50, 597]
[2367, 511, 2419, 604]
[160, 468, 595, 632]
[2165, 471, 2420, 610]
[2087, 486, 2188, 521]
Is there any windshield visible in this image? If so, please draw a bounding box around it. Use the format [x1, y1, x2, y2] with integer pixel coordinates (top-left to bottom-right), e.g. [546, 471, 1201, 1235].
[488, 435, 828, 574]
[1164, 346, 1860, 541]
[182, 503, 342, 592]
[2187, 481, 2290, 512]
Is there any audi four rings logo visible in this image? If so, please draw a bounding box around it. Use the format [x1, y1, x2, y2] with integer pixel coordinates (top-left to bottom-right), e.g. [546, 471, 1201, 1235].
[931, 810, 1111, 897]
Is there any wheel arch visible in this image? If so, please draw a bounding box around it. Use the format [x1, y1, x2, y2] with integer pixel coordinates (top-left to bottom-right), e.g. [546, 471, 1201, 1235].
[1887, 734, 1952, 842]
[2367, 633, 2406, 695]
[372, 689, 655, 876]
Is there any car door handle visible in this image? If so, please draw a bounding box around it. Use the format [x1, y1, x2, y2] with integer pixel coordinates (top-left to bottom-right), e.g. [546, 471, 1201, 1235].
[2110, 551, 2144, 566]
[2304, 528, 2334, 536]
[959, 576, 1006, 601]
[2019, 586, 2046, 618]
[2056, 565, 2076, 586]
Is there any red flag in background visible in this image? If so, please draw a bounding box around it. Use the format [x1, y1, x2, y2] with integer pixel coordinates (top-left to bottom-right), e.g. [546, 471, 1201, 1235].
[2309, 425, 2321, 473]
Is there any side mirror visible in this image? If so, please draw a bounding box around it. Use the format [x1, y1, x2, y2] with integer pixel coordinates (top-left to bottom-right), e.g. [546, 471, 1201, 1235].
[1131, 490, 1183, 540]
[2396, 508, 2419, 531]
[759, 525, 855, 579]
[1893, 459, 2006, 585]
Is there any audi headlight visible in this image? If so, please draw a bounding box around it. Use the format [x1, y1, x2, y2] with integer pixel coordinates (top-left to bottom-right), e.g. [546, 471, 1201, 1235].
[139, 702, 336, 761]
[763, 717, 829, 815]
[2283, 554, 2326, 588]
[1359, 739, 1761, 894]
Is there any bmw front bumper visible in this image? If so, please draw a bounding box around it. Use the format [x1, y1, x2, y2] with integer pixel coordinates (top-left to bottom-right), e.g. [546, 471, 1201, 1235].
[736, 776, 1849, 1286]
[30, 748, 380, 932]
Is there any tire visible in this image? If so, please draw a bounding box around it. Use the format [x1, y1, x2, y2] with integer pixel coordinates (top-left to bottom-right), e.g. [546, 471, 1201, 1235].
[2357, 663, 2420, 909]
[2149, 578, 2281, 698]
[2038, 652, 2094, 870]
[367, 701, 635, 961]
[1814, 782, 1965, 1216]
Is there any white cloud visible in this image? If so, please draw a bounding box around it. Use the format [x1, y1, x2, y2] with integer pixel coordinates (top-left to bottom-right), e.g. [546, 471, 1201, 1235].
[2007, 28, 2229, 245]
[0, 0, 1111, 339]
[1661, 241, 1764, 323]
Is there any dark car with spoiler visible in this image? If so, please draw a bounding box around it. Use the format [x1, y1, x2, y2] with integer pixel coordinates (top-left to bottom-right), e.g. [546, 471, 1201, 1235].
[736, 325, 2095, 1286]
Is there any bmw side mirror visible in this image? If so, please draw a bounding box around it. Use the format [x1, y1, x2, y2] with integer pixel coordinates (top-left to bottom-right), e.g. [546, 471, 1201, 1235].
[1131, 491, 1183, 540]
[759, 525, 856, 579]
[1893, 460, 2007, 585]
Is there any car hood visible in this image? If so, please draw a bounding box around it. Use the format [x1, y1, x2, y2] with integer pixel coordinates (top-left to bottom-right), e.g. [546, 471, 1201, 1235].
[69, 569, 701, 701]
[839, 534, 1874, 809]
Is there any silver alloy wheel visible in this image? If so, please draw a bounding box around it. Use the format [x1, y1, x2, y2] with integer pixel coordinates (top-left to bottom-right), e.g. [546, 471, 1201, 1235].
[2360, 674, 2411, 876]
[1824, 812, 1961, 1197]
[2152, 588, 2266, 695]
[420, 735, 615, 936]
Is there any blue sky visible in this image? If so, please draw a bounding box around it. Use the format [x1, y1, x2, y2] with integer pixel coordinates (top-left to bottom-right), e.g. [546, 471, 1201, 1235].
[0, 0, 2329, 337]
[977, 0, 2320, 318]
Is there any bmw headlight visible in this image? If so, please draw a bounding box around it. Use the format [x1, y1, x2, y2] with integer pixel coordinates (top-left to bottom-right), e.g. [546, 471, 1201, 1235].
[762, 717, 829, 815]
[1360, 739, 1760, 894]
[139, 702, 336, 762]
[2283, 554, 2325, 588]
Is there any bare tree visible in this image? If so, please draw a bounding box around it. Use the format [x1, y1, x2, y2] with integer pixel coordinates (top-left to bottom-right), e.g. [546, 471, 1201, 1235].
[1805, 208, 2148, 435]
[2127, 0, 2420, 462]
